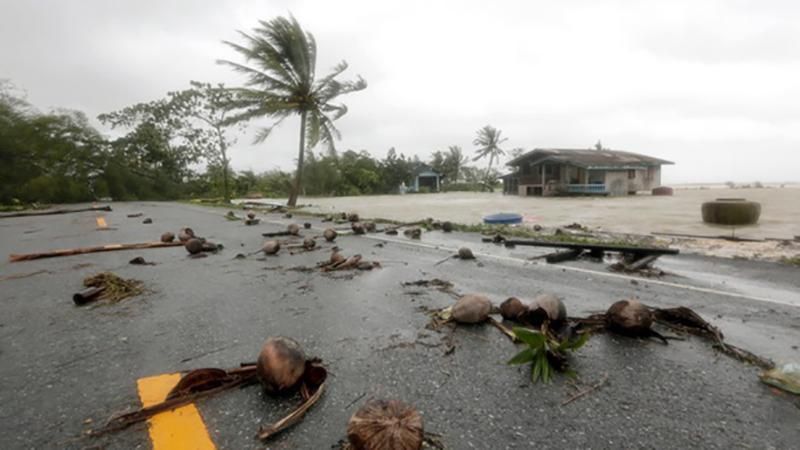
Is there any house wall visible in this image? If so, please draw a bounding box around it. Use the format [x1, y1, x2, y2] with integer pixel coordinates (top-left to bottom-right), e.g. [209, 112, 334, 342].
[605, 171, 629, 196]
[604, 166, 662, 195]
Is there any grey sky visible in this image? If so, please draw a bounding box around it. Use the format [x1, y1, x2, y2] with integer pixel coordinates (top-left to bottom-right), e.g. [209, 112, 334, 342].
[2, 0, 799, 183]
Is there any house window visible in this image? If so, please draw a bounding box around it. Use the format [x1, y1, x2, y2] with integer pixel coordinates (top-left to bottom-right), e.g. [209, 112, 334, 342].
[628, 170, 636, 179]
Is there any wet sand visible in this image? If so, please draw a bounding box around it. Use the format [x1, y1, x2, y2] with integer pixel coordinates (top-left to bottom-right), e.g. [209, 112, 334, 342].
[295, 187, 800, 240]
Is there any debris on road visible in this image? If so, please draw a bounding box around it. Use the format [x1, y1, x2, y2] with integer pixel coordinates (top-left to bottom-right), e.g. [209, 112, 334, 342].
[435, 247, 476, 266]
[404, 228, 422, 239]
[605, 299, 668, 344]
[77, 272, 144, 304]
[507, 326, 589, 383]
[760, 363, 800, 395]
[10, 241, 183, 262]
[0, 205, 112, 219]
[129, 256, 156, 266]
[178, 228, 195, 242]
[262, 240, 281, 255]
[288, 223, 301, 236]
[346, 399, 424, 450]
[160, 232, 175, 243]
[257, 337, 306, 393]
[323, 228, 338, 242]
[351, 222, 366, 235]
[142, 218, 152, 224]
[126, 213, 143, 218]
[72, 286, 106, 305]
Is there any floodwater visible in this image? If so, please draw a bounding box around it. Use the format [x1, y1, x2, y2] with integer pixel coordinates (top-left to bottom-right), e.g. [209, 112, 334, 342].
[248, 186, 800, 240]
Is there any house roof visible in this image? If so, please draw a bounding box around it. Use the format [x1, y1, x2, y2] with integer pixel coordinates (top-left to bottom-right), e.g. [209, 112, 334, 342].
[411, 164, 441, 177]
[507, 148, 673, 169]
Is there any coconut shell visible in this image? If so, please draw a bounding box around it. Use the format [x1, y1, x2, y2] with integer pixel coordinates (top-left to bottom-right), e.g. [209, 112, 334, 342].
[348, 213, 360, 222]
[256, 337, 306, 393]
[262, 240, 280, 255]
[457, 247, 475, 260]
[500, 297, 527, 321]
[352, 222, 366, 235]
[287, 223, 300, 236]
[606, 299, 653, 335]
[323, 228, 338, 242]
[364, 221, 377, 232]
[160, 232, 175, 243]
[185, 238, 204, 255]
[452, 294, 492, 324]
[247, 211, 256, 219]
[526, 294, 567, 325]
[303, 237, 316, 250]
[347, 399, 424, 450]
[330, 251, 345, 265]
[178, 227, 195, 242]
[441, 221, 454, 232]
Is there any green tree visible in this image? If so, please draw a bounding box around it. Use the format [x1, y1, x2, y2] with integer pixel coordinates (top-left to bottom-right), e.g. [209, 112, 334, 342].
[472, 125, 507, 191]
[445, 145, 468, 182]
[219, 15, 366, 206]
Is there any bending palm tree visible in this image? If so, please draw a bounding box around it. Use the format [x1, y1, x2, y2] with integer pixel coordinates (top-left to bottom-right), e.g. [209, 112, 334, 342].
[472, 125, 507, 191]
[218, 16, 366, 206]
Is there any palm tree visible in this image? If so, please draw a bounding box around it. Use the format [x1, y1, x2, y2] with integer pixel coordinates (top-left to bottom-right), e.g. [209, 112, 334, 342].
[446, 145, 468, 182]
[472, 125, 507, 190]
[218, 16, 366, 206]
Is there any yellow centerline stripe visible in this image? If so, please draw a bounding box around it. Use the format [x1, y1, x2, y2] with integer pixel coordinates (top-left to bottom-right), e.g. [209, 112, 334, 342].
[136, 373, 216, 450]
[96, 216, 108, 229]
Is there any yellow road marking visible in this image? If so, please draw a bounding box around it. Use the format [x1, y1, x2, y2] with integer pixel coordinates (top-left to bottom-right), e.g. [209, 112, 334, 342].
[96, 216, 107, 229]
[136, 373, 216, 450]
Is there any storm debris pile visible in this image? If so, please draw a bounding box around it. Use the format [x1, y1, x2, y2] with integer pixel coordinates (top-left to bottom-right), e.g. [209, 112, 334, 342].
[81, 272, 144, 304]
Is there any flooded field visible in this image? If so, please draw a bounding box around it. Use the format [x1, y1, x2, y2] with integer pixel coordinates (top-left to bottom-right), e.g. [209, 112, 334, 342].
[288, 186, 800, 240]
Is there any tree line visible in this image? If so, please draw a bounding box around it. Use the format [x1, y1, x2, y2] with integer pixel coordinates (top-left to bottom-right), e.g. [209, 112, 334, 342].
[1, 16, 514, 206]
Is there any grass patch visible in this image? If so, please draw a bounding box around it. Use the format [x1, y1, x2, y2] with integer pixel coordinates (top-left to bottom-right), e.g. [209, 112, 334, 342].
[781, 256, 800, 267]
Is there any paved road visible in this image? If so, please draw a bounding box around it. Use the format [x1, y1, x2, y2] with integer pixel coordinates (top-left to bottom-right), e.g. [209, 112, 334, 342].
[1, 202, 798, 449]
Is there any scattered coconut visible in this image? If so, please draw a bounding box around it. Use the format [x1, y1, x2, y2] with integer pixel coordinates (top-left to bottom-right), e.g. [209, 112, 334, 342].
[247, 211, 256, 220]
[288, 223, 300, 236]
[329, 250, 345, 266]
[256, 337, 306, 393]
[185, 238, 204, 255]
[348, 213, 360, 222]
[262, 240, 281, 255]
[364, 221, 376, 232]
[304, 222, 312, 229]
[500, 297, 528, 321]
[385, 229, 398, 236]
[160, 232, 175, 243]
[303, 237, 316, 250]
[605, 299, 667, 344]
[452, 294, 492, 324]
[284, 213, 293, 219]
[201, 242, 220, 252]
[404, 228, 421, 239]
[441, 221, 454, 232]
[142, 218, 152, 224]
[457, 247, 475, 260]
[323, 228, 338, 242]
[178, 228, 195, 242]
[347, 399, 424, 450]
[526, 293, 567, 325]
[351, 222, 366, 235]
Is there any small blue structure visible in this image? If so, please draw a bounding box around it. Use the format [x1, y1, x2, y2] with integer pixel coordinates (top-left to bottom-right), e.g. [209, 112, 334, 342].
[483, 213, 523, 224]
[410, 164, 441, 192]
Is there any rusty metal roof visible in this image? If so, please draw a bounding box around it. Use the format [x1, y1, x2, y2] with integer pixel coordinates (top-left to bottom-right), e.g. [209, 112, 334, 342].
[507, 148, 673, 169]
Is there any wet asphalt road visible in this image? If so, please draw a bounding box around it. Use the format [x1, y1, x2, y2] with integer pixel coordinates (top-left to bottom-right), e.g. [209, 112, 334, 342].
[0, 202, 798, 449]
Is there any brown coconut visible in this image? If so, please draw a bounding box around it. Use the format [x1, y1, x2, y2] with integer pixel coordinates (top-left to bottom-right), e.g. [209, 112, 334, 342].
[287, 223, 300, 236]
[178, 227, 195, 242]
[352, 222, 366, 235]
[457, 247, 475, 260]
[247, 211, 256, 219]
[160, 232, 175, 243]
[330, 250, 345, 265]
[323, 228, 338, 242]
[441, 221, 454, 232]
[452, 294, 492, 324]
[262, 240, 280, 255]
[605, 299, 653, 336]
[256, 337, 306, 393]
[347, 399, 424, 450]
[500, 297, 528, 321]
[526, 294, 567, 325]
[348, 212, 360, 222]
[303, 237, 316, 250]
[185, 238, 204, 255]
[364, 221, 377, 232]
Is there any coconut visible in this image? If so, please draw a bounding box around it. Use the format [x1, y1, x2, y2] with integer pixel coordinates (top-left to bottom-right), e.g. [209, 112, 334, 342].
[404, 228, 421, 239]
[348, 212, 360, 222]
[178, 227, 195, 242]
[605, 299, 653, 336]
[185, 238, 204, 255]
[247, 211, 256, 220]
[500, 297, 528, 321]
[441, 221, 454, 232]
[330, 250, 345, 265]
[451, 294, 492, 324]
[526, 294, 567, 325]
[256, 337, 306, 393]
[347, 399, 424, 450]
[287, 223, 300, 236]
[364, 221, 377, 232]
[457, 247, 475, 260]
[352, 222, 366, 235]
[303, 237, 316, 250]
[304, 222, 312, 229]
[160, 232, 175, 243]
[323, 228, 338, 242]
[262, 240, 280, 255]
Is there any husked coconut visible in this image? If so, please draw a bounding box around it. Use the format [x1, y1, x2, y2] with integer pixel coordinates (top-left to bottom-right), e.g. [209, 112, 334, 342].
[351, 222, 366, 235]
[441, 221, 454, 232]
[605, 299, 666, 344]
[178, 227, 195, 242]
[347, 399, 423, 450]
[185, 238, 204, 255]
[287, 223, 300, 236]
[330, 251, 345, 265]
[526, 294, 567, 325]
[348, 212, 360, 222]
[457, 247, 475, 260]
[303, 237, 316, 250]
[160, 232, 175, 243]
[323, 228, 338, 242]
[262, 240, 280, 255]
[364, 221, 376, 232]
[247, 211, 256, 219]
[256, 337, 306, 393]
[500, 297, 528, 321]
[452, 294, 492, 324]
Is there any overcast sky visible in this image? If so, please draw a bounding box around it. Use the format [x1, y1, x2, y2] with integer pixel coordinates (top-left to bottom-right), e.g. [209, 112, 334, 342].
[2, 0, 799, 183]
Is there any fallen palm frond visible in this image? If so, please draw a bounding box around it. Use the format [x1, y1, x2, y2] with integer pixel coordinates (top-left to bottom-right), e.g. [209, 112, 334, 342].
[10, 241, 183, 262]
[562, 372, 609, 406]
[257, 360, 328, 441]
[82, 272, 144, 303]
[508, 326, 589, 383]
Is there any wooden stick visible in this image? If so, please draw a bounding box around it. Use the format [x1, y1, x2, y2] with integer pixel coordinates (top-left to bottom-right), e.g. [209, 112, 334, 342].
[0, 205, 111, 219]
[488, 317, 518, 342]
[561, 372, 609, 406]
[257, 382, 326, 441]
[9, 241, 183, 262]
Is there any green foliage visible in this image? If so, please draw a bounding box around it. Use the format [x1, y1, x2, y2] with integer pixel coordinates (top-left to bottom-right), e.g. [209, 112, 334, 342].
[508, 327, 589, 383]
[219, 15, 366, 206]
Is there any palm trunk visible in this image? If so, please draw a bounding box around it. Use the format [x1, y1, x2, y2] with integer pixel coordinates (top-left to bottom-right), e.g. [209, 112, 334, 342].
[217, 128, 230, 203]
[485, 155, 494, 192]
[287, 111, 307, 207]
